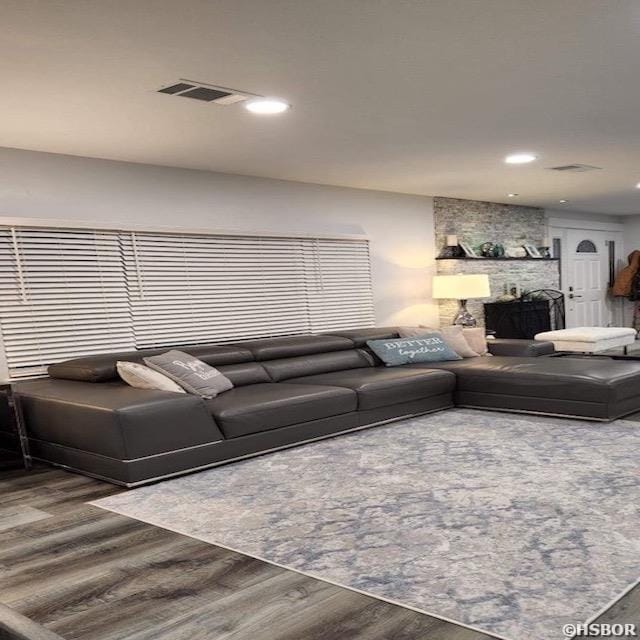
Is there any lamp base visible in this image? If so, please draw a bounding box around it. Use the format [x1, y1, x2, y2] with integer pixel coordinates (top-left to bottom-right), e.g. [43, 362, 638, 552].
[453, 299, 477, 327]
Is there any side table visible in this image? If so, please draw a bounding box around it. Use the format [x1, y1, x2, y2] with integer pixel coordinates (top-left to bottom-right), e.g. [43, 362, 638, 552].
[0, 383, 31, 470]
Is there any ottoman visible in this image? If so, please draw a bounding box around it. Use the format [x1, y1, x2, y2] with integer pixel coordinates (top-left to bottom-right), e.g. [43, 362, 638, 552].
[535, 327, 637, 354]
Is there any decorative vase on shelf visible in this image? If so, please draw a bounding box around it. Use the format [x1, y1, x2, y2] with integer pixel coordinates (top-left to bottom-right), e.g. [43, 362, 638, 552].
[480, 242, 506, 258]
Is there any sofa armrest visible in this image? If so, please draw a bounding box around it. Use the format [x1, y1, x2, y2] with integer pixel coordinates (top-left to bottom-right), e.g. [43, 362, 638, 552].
[15, 379, 223, 459]
[487, 338, 555, 357]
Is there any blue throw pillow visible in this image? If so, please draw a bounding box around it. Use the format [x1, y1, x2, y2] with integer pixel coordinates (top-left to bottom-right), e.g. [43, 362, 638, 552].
[366, 334, 462, 366]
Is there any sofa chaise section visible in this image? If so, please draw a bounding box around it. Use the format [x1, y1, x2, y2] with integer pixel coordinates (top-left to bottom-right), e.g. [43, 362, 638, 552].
[420, 356, 640, 420]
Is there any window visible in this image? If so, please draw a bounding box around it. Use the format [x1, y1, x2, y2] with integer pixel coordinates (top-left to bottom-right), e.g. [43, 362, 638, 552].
[576, 239, 597, 253]
[552, 237, 562, 288]
[606, 240, 616, 287]
[0, 228, 134, 379]
[0, 226, 374, 379]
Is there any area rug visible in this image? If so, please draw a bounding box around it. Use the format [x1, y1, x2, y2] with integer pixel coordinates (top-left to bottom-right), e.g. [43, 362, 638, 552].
[92, 409, 640, 640]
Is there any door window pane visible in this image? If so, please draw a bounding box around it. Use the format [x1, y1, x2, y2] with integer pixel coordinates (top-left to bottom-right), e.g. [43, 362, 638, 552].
[576, 239, 597, 253]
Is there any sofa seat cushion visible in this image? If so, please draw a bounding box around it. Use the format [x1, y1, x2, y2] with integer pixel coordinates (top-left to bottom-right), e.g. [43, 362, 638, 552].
[287, 367, 455, 410]
[206, 383, 357, 439]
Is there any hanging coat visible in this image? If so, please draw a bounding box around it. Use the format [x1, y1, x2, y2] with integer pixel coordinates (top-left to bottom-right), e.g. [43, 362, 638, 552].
[630, 268, 640, 301]
[612, 250, 640, 297]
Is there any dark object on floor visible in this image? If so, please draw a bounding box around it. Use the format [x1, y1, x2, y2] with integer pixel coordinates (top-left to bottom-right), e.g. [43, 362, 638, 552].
[521, 289, 566, 331]
[0, 448, 24, 471]
[484, 299, 551, 338]
[0, 384, 30, 471]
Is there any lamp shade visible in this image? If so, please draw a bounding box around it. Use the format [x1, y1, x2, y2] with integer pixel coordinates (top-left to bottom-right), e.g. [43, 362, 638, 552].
[432, 274, 491, 300]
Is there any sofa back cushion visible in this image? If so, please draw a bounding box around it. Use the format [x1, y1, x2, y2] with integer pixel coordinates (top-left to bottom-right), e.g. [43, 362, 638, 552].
[323, 327, 399, 348]
[262, 349, 374, 382]
[216, 362, 271, 387]
[49, 344, 253, 383]
[229, 334, 354, 361]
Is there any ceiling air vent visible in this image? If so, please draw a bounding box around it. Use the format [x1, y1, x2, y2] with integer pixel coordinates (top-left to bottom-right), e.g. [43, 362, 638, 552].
[156, 80, 257, 105]
[548, 164, 602, 172]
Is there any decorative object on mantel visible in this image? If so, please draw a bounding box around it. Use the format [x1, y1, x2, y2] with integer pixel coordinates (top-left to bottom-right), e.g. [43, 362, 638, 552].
[432, 273, 491, 327]
[459, 241, 480, 258]
[504, 246, 527, 258]
[505, 281, 522, 298]
[479, 242, 505, 258]
[523, 244, 543, 258]
[437, 234, 465, 259]
[538, 236, 551, 259]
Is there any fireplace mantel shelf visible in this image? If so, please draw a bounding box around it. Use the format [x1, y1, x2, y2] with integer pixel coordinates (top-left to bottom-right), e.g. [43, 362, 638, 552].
[436, 257, 559, 261]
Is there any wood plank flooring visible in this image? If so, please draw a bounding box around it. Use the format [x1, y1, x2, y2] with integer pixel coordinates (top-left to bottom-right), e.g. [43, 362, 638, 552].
[1, 466, 638, 640]
[0, 466, 497, 640]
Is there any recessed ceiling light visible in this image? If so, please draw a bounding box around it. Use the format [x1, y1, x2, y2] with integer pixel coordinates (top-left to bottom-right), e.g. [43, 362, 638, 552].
[504, 152, 537, 164]
[244, 97, 290, 115]
[507, 193, 518, 198]
[559, 199, 568, 203]
[636, 182, 640, 189]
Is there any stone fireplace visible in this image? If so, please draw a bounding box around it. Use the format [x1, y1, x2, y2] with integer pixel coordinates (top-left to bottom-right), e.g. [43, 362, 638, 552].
[434, 197, 560, 327]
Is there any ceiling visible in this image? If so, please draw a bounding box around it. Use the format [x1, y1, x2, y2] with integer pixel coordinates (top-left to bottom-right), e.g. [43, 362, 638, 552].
[1, 0, 640, 214]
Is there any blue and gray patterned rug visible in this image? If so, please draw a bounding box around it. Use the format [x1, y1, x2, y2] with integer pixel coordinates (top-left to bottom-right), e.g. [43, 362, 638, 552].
[93, 409, 640, 640]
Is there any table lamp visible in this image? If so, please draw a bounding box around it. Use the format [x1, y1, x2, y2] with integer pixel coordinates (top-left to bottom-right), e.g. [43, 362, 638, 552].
[432, 274, 491, 327]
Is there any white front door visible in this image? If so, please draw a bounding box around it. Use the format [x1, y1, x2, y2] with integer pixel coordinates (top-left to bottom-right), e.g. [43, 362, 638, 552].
[565, 230, 609, 327]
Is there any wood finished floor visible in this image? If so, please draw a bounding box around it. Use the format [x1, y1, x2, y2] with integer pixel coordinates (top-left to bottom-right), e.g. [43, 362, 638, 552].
[0, 466, 497, 640]
[0, 466, 638, 640]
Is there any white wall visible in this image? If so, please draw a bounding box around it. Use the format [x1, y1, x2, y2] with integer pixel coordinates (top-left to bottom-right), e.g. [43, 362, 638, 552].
[545, 209, 624, 226]
[622, 215, 640, 257]
[0, 147, 438, 327]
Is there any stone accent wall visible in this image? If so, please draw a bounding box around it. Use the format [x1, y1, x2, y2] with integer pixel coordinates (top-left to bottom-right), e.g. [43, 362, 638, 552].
[434, 197, 545, 251]
[434, 197, 560, 327]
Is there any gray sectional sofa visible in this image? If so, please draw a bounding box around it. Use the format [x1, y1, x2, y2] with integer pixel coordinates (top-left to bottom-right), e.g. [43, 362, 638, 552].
[14, 327, 640, 486]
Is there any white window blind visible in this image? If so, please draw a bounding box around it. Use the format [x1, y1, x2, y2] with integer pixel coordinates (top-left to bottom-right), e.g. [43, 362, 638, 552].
[0, 225, 375, 378]
[301, 238, 375, 332]
[121, 232, 374, 348]
[0, 228, 134, 379]
[120, 232, 313, 347]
